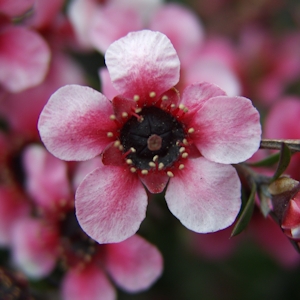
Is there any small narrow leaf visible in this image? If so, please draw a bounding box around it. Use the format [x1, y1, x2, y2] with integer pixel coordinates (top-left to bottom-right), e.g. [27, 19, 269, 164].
[258, 185, 272, 217]
[271, 143, 291, 182]
[231, 182, 256, 237]
[247, 152, 280, 167]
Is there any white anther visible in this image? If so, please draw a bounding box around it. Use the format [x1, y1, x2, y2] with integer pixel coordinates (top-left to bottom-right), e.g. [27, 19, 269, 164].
[178, 164, 185, 170]
[149, 162, 156, 167]
[171, 104, 176, 108]
[153, 155, 159, 162]
[179, 147, 186, 153]
[183, 107, 189, 113]
[182, 152, 188, 158]
[133, 95, 140, 101]
[149, 91, 156, 98]
[126, 159, 133, 165]
[135, 108, 142, 113]
[118, 145, 124, 151]
[188, 128, 195, 134]
[162, 95, 168, 101]
[183, 139, 188, 145]
[130, 167, 137, 173]
[179, 104, 185, 110]
[110, 114, 116, 120]
[158, 162, 164, 170]
[167, 171, 174, 177]
[122, 112, 128, 118]
[141, 169, 148, 175]
[107, 132, 113, 137]
[114, 141, 121, 147]
[130, 147, 136, 153]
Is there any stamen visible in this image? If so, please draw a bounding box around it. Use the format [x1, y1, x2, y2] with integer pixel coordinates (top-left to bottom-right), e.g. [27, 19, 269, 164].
[178, 164, 185, 170]
[153, 155, 159, 162]
[167, 171, 174, 177]
[130, 167, 137, 173]
[118, 145, 124, 151]
[126, 159, 133, 164]
[161, 95, 168, 101]
[182, 152, 188, 158]
[179, 104, 185, 110]
[110, 114, 116, 120]
[179, 147, 186, 153]
[183, 139, 188, 145]
[188, 128, 195, 134]
[141, 169, 148, 175]
[107, 132, 114, 137]
[135, 108, 142, 113]
[122, 112, 128, 118]
[149, 161, 156, 167]
[158, 162, 164, 170]
[149, 91, 156, 98]
[114, 141, 121, 147]
[130, 147, 136, 153]
[133, 95, 140, 102]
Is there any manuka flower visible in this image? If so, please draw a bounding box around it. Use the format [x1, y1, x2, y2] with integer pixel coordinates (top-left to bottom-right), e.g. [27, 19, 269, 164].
[38, 30, 261, 243]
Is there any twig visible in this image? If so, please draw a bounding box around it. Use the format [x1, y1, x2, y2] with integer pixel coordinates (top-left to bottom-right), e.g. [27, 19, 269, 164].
[260, 139, 300, 152]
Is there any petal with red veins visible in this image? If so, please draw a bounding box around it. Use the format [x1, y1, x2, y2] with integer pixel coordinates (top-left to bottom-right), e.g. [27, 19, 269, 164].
[139, 172, 169, 194]
[75, 165, 147, 243]
[180, 82, 226, 115]
[62, 265, 116, 300]
[105, 30, 180, 101]
[38, 85, 115, 161]
[0, 26, 50, 93]
[102, 143, 124, 167]
[112, 95, 135, 121]
[165, 157, 241, 233]
[11, 218, 59, 279]
[105, 235, 163, 292]
[191, 96, 261, 164]
[23, 145, 71, 210]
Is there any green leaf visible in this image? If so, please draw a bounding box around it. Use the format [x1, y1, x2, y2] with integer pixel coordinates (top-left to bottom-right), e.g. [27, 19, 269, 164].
[246, 152, 280, 167]
[231, 182, 256, 237]
[271, 143, 291, 182]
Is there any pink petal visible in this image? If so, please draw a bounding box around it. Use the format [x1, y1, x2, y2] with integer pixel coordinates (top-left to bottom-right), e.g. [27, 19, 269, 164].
[105, 235, 163, 292]
[180, 82, 226, 115]
[105, 30, 180, 100]
[23, 145, 71, 210]
[11, 218, 59, 279]
[191, 95, 261, 164]
[62, 265, 116, 300]
[89, 5, 143, 54]
[99, 67, 119, 99]
[165, 157, 241, 233]
[38, 84, 115, 161]
[139, 172, 169, 194]
[0, 26, 50, 93]
[0, 0, 34, 17]
[75, 164, 148, 243]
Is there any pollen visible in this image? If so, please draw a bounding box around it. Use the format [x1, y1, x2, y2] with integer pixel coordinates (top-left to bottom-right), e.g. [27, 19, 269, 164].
[122, 112, 128, 118]
[149, 91, 156, 98]
[114, 140, 121, 147]
[107, 132, 114, 137]
[130, 167, 137, 173]
[179, 147, 186, 153]
[188, 127, 195, 134]
[158, 162, 164, 170]
[126, 159, 133, 164]
[141, 169, 148, 175]
[182, 152, 188, 158]
[133, 95, 140, 101]
[149, 161, 156, 167]
[167, 171, 174, 177]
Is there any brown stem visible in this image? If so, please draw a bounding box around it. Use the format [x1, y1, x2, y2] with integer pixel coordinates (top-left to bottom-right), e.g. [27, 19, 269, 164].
[260, 139, 300, 152]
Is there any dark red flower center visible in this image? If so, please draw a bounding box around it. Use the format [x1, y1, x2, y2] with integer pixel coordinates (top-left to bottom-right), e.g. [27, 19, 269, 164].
[120, 106, 185, 170]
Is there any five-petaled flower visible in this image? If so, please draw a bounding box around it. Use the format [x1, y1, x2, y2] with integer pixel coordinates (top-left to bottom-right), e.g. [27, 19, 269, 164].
[38, 30, 262, 244]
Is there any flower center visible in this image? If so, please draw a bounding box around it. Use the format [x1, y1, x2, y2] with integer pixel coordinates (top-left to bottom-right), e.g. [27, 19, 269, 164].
[120, 106, 185, 170]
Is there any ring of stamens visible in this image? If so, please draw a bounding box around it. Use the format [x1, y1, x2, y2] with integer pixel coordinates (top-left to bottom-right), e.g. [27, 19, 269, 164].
[120, 106, 186, 171]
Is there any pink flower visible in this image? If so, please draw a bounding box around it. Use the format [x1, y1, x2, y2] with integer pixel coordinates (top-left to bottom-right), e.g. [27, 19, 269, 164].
[38, 30, 261, 243]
